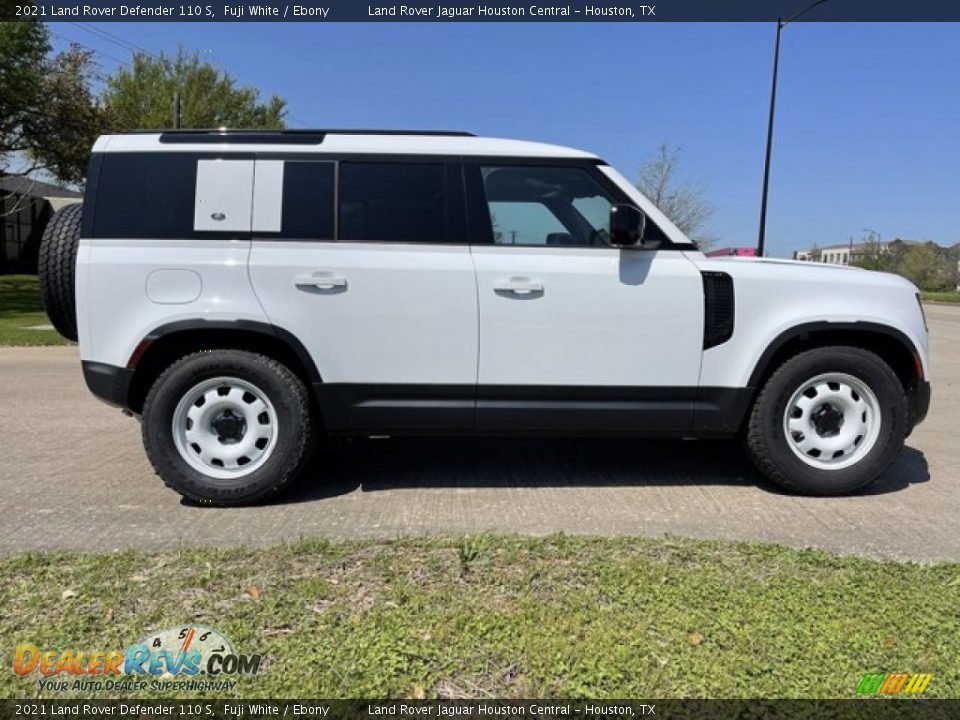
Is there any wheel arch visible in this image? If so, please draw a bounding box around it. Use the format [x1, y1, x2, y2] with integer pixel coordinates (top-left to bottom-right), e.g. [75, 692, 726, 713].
[747, 321, 924, 399]
[126, 319, 321, 414]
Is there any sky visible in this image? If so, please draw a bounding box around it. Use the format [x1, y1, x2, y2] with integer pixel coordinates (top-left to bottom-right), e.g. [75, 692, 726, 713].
[49, 22, 960, 258]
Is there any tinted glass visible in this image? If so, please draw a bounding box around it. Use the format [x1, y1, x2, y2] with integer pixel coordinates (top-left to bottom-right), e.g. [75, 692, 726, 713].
[489, 202, 566, 245]
[94, 153, 196, 238]
[281, 161, 334, 239]
[481, 166, 615, 247]
[339, 162, 445, 243]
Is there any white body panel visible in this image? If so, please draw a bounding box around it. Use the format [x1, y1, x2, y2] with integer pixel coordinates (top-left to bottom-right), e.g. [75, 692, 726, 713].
[252, 160, 284, 233]
[193, 160, 254, 232]
[472, 246, 703, 386]
[594, 164, 930, 388]
[688, 254, 931, 387]
[77, 238, 267, 367]
[248, 242, 478, 384]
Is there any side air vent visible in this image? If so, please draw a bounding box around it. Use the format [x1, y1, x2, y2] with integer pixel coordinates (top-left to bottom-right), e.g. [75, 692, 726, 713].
[702, 271, 735, 349]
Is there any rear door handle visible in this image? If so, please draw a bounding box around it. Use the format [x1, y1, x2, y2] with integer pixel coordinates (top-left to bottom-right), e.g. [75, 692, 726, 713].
[294, 274, 347, 290]
[493, 278, 544, 295]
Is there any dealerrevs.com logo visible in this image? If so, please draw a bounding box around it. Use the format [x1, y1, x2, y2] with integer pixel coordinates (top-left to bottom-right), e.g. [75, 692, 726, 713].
[14, 626, 262, 692]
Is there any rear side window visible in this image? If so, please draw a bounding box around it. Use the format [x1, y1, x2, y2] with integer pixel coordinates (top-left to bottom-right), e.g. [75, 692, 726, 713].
[94, 154, 197, 238]
[339, 162, 446, 243]
[281, 161, 335, 239]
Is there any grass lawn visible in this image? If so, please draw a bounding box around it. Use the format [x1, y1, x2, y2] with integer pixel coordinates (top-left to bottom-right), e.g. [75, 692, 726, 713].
[0, 274, 70, 346]
[2, 535, 957, 699]
[922, 291, 960, 304]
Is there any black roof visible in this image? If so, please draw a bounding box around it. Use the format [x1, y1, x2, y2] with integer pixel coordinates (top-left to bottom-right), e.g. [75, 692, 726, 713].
[148, 128, 475, 145]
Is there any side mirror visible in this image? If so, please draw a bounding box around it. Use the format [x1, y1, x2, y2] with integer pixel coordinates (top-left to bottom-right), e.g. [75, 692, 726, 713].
[609, 204, 646, 248]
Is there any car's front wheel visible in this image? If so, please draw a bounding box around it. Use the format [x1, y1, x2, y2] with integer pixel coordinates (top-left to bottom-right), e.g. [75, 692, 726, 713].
[142, 350, 315, 505]
[745, 346, 907, 495]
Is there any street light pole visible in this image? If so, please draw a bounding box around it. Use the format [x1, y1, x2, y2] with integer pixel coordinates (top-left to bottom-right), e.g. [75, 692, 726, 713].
[173, 90, 182, 129]
[756, 19, 782, 258]
[756, 0, 830, 257]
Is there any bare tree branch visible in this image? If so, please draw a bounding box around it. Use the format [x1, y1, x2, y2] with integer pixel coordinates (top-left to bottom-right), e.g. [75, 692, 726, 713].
[636, 144, 717, 250]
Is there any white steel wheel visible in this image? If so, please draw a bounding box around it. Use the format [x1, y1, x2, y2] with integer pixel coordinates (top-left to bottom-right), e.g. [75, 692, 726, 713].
[172, 377, 279, 480]
[782, 372, 881, 471]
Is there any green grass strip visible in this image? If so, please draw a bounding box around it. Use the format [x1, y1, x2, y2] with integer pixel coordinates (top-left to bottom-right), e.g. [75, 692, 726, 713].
[2, 535, 958, 699]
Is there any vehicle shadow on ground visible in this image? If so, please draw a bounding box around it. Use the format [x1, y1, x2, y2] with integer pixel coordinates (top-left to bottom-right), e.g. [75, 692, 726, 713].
[266, 437, 930, 505]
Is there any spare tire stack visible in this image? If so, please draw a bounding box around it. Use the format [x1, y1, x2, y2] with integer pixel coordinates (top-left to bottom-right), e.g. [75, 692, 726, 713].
[38, 203, 83, 342]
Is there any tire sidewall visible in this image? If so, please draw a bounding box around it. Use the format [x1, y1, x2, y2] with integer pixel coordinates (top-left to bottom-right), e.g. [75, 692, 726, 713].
[38, 203, 82, 342]
[143, 351, 311, 504]
[755, 348, 906, 495]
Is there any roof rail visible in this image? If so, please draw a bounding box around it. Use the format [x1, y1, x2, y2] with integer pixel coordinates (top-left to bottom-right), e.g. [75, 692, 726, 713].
[146, 128, 475, 145]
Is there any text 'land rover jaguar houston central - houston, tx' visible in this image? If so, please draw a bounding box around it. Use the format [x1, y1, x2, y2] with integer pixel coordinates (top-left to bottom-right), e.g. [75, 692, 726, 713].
[38, 130, 930, 504]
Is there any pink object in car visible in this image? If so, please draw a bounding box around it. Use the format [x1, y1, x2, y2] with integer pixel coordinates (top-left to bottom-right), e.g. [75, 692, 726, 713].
[705, 247, 758, 257]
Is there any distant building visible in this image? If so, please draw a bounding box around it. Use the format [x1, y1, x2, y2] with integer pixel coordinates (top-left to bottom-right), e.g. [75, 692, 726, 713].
[792, 240, 924, 266]
[1, 177, 82, 274]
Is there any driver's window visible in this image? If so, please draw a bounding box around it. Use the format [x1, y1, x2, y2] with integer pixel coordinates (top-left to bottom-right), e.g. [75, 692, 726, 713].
[489, 201, 565, 245]
[480, 166, 615, 247]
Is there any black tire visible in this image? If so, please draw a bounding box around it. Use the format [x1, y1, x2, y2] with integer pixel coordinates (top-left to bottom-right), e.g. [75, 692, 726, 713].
[142, 350, 315, 505]
[745, 346, 907, 496]
[38, 203, 83, 342]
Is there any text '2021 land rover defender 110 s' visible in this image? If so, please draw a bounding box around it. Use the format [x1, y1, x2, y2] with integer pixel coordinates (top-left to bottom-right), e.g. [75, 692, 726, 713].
[38, 129, 931, 505]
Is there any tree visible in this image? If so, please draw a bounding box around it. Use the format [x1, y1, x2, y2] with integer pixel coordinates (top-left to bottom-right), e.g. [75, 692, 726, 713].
[852, 235, 956, 291]
[900, 242, 953, 292]
[0, 20, 107, 184]
[947, 242, 960, 291]
[851, 232, 885, 271]
[636, 144, 716, 249]
[882, 239, 910, 273]
[102, 50, 287, 130]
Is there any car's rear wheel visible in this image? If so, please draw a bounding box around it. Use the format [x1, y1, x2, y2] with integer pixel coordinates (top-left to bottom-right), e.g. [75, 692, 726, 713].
[142, 350, 314, 505]
[746, 346, 907, 495]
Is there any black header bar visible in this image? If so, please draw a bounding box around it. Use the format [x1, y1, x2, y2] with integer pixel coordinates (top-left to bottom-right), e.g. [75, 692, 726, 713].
[6, 0, 960, 22]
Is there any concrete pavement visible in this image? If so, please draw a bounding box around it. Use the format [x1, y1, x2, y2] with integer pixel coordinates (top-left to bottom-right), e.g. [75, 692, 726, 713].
[1, 304, 957, 561]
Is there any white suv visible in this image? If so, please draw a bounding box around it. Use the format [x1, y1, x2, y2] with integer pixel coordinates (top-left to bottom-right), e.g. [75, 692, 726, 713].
[38, 129, 931, 504]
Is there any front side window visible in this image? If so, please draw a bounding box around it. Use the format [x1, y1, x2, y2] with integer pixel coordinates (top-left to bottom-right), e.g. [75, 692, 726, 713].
[480, 166, 615, 247]
[339, 162, 446, 243]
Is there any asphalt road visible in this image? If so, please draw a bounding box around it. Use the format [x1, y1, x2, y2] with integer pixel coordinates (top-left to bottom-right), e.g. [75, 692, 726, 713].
[1, 304, 957, 561]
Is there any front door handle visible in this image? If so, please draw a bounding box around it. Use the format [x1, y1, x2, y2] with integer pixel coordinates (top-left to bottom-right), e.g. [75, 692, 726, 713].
[493, 278, 544, 295]
[294, 274, 347, 290]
